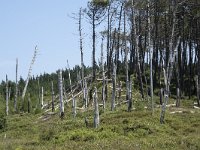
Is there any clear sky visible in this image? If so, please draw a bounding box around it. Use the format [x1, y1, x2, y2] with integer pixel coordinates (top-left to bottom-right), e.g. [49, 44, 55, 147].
[0, 0, 96, 81]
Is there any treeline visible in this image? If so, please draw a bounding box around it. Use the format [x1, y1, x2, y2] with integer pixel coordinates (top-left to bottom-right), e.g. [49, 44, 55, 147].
[0, 65, 92, 102]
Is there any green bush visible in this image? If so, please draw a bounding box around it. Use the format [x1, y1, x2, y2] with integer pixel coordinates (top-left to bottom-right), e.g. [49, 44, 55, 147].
[0, 112, 6, 131]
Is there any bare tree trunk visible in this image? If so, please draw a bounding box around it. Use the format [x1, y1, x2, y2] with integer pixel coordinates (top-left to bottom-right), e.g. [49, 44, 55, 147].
[160, 37, 181, 124]
[176, 87, 180, 107]
[58, 70, 64, 118]
[128, 80, 132, 112]
[124, 8, 129, 104]
[28, 94, 31, 113]
[79, 8, 86, 108]
[41, 87, 43, 109]
[132, 2, 144, 99]
[101, 37, 106, 110]
[8, 87, 11, 101]
[37, 77, 41, 107]
[94, 87, 99, 128]
[14, 58, 18, 112]
[51, 81, 55, 112]
[22, 46, 38, 102]
[118, 81, 122, 104]
[92, 9, 96, 81]
[6, 75, 9, 116]
[111, 60, 116, 111]
[67, 60, 76, 118]
[148, 0, 154, 114]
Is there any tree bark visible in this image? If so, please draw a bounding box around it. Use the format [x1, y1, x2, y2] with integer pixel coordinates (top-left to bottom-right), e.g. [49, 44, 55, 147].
[14, 58, 18, 112]
[58, 70, 64, 118]
[51, 81, 55, 112]
[94, 87, 99, 128]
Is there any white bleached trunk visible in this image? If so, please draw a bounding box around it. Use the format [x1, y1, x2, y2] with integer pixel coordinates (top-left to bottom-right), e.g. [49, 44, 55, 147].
[111, 61, 116, 111]
[94, 87, 99, 128]
[22, 46, 38, 100]
[41, 87, 44, 109]
[14, 58, 18, 111]
[58, 70, 64, 118]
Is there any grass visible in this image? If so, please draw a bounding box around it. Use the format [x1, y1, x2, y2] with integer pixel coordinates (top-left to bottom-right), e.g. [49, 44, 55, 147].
[0, 98, 199, 150]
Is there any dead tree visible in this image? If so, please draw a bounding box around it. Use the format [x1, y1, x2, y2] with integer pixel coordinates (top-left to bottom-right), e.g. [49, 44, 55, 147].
[128, 80, 132, 112]
[41, 87, 44, 109]
[94, 87, 99, 128]
[28, 94, 31, 113]
[58, 70, 64, 118]
[148, 0, 154, 114]
[124, 8, 129, 105]
[67, 60, 76, 118]
[6, 75, 9, 116]
[79, 8, 87, 108]
[14, 58, 18, 112]
[22, 46, 38, 110]
[111, 59, 116, 111]
[160, 28, 181, 124]
[101, 37, 106, 110]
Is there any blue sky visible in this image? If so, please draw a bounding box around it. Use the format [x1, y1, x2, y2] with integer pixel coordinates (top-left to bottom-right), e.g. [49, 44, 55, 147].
[0, 0, 100, 81]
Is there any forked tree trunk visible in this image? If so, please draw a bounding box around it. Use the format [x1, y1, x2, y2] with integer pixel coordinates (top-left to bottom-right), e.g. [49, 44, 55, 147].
[94, 87, 99, 128]
[58, 70, 64, 118]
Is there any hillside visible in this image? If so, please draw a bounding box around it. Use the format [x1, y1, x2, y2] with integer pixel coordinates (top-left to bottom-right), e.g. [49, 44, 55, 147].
[0, 86, 200, 150]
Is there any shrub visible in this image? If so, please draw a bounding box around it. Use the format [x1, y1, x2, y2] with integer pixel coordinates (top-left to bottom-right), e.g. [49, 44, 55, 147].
[0, 112, 6, 131]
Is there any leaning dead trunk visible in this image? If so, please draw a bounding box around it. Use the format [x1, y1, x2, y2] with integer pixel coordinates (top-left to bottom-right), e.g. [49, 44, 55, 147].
[58, 70, 64, 118]
[22, 46, 38, 102]
[94, 87, 99, 128]
[6, 75, 9, 116]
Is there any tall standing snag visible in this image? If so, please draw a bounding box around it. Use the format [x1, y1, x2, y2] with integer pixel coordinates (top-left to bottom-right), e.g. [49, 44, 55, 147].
[67, 60, 76, 118]
[14, 58, 18, 112]
[58, 70, 64, 118]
